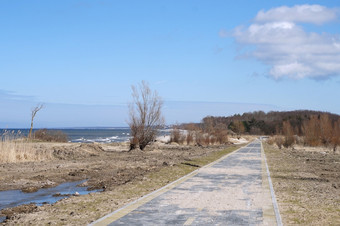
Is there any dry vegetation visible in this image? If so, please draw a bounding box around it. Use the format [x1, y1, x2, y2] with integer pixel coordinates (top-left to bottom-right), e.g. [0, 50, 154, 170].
[266, 114, 340, 152]
[0, 131, 54, 163]
[264, 143, 340, 225]
[128, 81, 164, 150]
[34, 129, 68, 143]
[170, 122, 229, 146]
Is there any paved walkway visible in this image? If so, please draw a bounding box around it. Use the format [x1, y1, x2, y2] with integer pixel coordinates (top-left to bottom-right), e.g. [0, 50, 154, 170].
[91, 140, 281, 225]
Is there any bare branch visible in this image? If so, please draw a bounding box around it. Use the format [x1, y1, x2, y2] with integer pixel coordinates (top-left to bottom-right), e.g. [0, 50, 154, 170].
[29, 103, 44, 138]
[128, 81, 164, 150]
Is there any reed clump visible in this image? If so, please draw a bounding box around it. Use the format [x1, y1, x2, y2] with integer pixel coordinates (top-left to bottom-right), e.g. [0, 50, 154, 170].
[0, 130, 53, 163]
[170, 123, 229, 146]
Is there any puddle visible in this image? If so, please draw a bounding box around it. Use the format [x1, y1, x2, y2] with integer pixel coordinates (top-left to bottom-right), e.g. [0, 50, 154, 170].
[0, 180, 102, 222]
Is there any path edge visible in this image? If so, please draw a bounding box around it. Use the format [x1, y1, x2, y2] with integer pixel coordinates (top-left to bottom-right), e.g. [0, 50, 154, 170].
[261, 140, 283, 226]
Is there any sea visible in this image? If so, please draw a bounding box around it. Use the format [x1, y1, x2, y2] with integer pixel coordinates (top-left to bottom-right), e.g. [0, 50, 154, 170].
[0, 128, 171, 143]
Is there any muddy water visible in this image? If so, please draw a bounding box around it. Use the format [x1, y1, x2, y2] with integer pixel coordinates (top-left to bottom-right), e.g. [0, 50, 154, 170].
[0, 180, 102, 217]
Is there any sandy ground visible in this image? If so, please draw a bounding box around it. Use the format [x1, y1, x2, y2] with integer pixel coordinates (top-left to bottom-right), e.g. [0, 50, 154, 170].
[264, 143, 340, 225]
[0, 141, 236, 225]
[228, 137, 248, 145]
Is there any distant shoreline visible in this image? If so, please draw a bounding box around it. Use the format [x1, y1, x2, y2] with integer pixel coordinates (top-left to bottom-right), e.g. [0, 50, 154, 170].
[1, 128, 171, 144]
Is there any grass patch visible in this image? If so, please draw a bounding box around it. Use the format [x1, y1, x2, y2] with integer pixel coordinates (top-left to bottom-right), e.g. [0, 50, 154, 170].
[186, 146, 240, 167]
[263, 143, 340, 225]
[0, 131, 53, 163]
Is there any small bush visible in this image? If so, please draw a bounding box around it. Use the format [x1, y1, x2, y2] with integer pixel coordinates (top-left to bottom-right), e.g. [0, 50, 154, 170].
[196, 132, 204, 146]
[215, 130, 228, 144]
[178, 134, 186, 145]
[283, 136, 295, 148]
[186, 131, 194, 145]
[34, 129, 68, 142]
[204, 135, 211, 145]
[275, 136, 284, 149]
[266, 137, 274, 145]
[170, 128, 181, 143]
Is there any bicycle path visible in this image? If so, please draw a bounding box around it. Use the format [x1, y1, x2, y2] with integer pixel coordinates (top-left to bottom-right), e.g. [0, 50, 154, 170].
[91, 140, 281, 225]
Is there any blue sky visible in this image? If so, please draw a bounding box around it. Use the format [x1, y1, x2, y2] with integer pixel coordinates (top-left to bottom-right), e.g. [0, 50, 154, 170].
[1, 0, 340, 128]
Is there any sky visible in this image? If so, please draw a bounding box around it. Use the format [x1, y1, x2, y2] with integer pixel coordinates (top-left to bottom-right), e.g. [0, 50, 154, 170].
[1, 0, 340, 128]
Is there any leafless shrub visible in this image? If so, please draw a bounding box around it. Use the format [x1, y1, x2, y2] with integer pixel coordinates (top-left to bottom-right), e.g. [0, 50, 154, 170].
[282, 121, 295, 148]
[303, 115, 321, 147]
[178, 134, 186, 145]
[231, 120, 245, 139]
[29, 104, 44, 138]
[294, 135, 304, 145]
[266, 137, 274, 145]
[34, 129, 68, 142]
[214, 129, 228, 144]
[274, 136, 284, 149]
[195, 132, 204, 146]
[186, 131, 194, 145]
[331, 119, 340, 153]
[204, 135, 211, 145]
[170, 128, 181, 143]
[181, 121, 228, 146]
[210, 136, 217, 145]
[128, 81, 164, 150]
[320, 114, 333, 146]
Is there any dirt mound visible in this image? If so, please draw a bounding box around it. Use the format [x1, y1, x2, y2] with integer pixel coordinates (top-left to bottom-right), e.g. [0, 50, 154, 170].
[0, 204, 38, 221]
[53, 143, 104, 159]
[79, 143, 105, 152]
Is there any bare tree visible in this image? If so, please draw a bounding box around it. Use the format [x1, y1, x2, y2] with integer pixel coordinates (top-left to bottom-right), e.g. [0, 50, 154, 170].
[282, 120, 295, 148]
[128, 81, 164, 150]
[29, 104, 44, 138]
[232, 120, 245, 139]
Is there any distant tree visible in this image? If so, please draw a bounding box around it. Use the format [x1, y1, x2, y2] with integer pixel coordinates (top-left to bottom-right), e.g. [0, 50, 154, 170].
[282, 120, 295, 148]
[320, 114, 333, 146]
[331, 119, 340, 152]
[232, 120, 245, 139]
[128, 81, 164, 150]
[303, 115, 321, 146]
[202, 116, 214, 133]
[29, 104, 44, 138]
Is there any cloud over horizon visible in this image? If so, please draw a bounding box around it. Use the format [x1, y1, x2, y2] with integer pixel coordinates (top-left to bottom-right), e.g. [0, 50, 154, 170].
[233, 4, 340, 80]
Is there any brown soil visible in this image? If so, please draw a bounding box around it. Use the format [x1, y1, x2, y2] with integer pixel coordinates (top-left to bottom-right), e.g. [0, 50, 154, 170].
[0, 141, 237, 225]
[264, 143, 340, 225]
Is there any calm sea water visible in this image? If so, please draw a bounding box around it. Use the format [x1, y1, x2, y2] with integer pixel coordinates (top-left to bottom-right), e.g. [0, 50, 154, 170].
[1, 128, 170, 143]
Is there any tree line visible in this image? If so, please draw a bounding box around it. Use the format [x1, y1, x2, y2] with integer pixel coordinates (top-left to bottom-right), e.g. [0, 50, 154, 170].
[195, 110, 340, 151]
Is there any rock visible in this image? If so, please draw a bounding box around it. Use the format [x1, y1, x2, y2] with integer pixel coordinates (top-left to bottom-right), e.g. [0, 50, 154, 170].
[74, 192, 80, 196]
[21, 186, 39, 193]
[68, 172, 76, 176]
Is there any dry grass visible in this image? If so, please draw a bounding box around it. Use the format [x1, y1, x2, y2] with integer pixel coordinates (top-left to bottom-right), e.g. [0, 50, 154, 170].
[0, 131, 53, 163]
[264, 143, 340, 225]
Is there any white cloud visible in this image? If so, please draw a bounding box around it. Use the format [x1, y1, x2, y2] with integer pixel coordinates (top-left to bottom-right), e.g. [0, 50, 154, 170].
[255, 4, 338, 25]
[233, 4, 340, 80]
